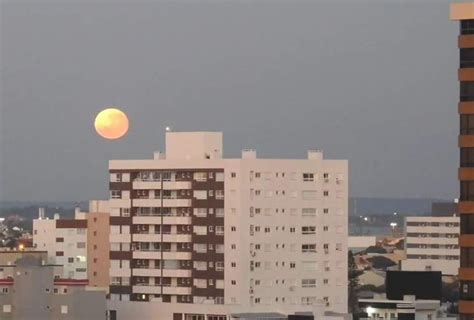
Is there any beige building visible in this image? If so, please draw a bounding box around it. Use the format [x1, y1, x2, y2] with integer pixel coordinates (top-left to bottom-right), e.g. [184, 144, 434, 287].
[107, 131, 348, 318]
[33, 201, 110, 290]
[401, 216, 459, 276]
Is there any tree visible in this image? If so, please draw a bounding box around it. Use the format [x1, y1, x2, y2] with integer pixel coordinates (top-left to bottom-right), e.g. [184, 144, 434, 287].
[348, 250, 362, 313]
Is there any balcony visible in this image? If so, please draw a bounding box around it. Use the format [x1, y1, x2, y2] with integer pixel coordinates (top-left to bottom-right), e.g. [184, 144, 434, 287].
[133, 216, 191, 225]
[132, 268, 191, 278]
[133, 233, 191, 243]
[133, 198, 192, 208]
[133, 285, 192, 295]
[133, 180, 191, 190]
[133, 250, 192, 260]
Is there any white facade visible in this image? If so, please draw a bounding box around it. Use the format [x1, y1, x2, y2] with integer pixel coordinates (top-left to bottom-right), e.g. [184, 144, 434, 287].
[108, 131, 348, 316]
[33, 210, 88, 279]
[401, 216, 459, 276]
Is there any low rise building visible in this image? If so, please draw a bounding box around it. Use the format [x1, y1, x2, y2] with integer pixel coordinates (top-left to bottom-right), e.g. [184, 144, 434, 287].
[401, 216, 459, 275]
[0, 255, 106, 319]
[33, 200, 110, 288]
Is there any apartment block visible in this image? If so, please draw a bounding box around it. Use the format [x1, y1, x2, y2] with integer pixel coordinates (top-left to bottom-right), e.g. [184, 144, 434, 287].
[451, 3, 474, 318]
[33, 201, 110, 289]
[33, 210, 88, 279]
[0, 255, 106, 319]
[107, 131, 348, 317]
[401, 216, 459, 275]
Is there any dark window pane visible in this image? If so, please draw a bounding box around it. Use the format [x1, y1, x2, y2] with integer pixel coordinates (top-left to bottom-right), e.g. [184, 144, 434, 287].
[461, 115, 474, 135]
[461, 215, 474, 235]
[461, 248, 474, 267]
[461, 181, 474, 201]
[461, 82, 474, 102]
[461, 281, 474, 300]
[461, 148, 474, 167]
[461, 48, 474, 68]
[462, 20, 474, 35]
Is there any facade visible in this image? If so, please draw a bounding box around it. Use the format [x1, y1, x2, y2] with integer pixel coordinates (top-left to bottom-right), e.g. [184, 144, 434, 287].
[33, 200, 110, 288]
[401, 216, 459, 275]
[33, 210, 88, 279]
[87, 200, 111, 290]
[358, 296, 442, 320]
[0, 255, 106, 319]
[107, 131, 348, 317]
[451, 3, 474, 318]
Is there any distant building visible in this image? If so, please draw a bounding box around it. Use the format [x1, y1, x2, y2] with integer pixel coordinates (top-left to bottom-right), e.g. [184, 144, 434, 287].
[107, 131, 348, 317]
[33, 209, 88, 279]
[401, 216, 459, 275]
[33, 201, 110, 290]
[431, 201, 457, 218]
[0, 255, 106, 319]
[358, 271, 450, 320]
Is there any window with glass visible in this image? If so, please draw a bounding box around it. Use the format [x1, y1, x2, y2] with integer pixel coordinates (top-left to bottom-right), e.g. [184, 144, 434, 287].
[461, 181, 474, 201]
[461, 48, 474, 68]
[461, 81, 474, 102]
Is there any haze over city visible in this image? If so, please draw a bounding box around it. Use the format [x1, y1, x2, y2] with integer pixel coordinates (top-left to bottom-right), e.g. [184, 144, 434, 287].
[0, 1, 459, 202]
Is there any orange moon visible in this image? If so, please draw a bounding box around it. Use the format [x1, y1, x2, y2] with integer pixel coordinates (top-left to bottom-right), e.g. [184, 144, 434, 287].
[94, 108, 129, 140]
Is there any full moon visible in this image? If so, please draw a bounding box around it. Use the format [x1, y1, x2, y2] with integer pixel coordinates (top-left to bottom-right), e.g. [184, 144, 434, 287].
[94, 108, 129, 140]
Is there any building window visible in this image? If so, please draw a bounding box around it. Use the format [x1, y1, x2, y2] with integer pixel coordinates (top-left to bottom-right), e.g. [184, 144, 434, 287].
[231, 172, 237, 178]
[461, 114, 474, 135]
[302, 226, 316, 234]
[461, 48, 474, 68]
[462, 20, 474, 35]
[111, 190, 121, 199]
[302, 279, 317, 288]
[231, 280, 236, 285]
[216, 190, 224, 200]
[461, 81, 474, 102]
[303, 173, 314, 181]
[60, 305, 68, 314]
[461, 181, 474, 201]
[461, 148, 474, 167]
[302, 244, 316, 253]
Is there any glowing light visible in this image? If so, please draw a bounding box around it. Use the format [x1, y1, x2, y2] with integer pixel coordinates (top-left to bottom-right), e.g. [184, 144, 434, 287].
[94, 108, 129, 140]
[366, 307, 375, 316]
[18, 244, 25, 251]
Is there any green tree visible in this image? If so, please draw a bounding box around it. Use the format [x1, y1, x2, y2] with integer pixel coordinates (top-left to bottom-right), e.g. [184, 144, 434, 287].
[348, 250, 362, 313]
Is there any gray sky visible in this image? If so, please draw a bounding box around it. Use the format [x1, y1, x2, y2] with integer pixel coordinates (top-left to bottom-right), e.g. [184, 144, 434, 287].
[0, 0, 459, 202]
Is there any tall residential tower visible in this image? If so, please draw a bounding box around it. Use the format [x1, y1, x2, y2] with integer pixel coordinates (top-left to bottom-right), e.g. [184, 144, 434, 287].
[107, 131, 348, 318]
[451, 3, 474, 319]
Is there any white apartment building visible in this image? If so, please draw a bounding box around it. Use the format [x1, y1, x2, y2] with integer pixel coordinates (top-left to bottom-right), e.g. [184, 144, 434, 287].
[107, 131, 348, 318]
[33, 209, 88, 279]
[401, 216, 460, 276]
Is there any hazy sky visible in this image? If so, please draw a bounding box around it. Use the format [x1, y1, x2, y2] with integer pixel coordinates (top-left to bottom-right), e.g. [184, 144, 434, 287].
[0, 0, 459, 202]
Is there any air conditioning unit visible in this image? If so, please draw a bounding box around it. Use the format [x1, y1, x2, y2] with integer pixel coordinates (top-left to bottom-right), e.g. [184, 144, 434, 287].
[249, 289, 254, 294]
[324, 179, 329, 183]
[324, 249, 329, 254]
